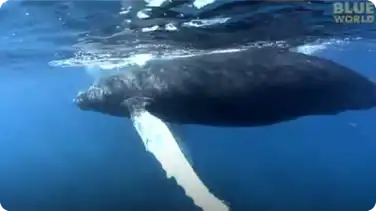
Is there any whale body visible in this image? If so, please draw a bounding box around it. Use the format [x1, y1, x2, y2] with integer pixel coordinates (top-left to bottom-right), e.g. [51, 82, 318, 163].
[74, 48, 376, 127]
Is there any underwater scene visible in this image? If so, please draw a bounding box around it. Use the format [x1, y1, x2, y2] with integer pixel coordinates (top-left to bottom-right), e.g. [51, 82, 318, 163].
[1, 1, 376, 211]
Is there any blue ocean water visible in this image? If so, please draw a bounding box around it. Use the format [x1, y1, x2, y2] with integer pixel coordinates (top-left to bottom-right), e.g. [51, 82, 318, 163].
[1, 1, 376, 211]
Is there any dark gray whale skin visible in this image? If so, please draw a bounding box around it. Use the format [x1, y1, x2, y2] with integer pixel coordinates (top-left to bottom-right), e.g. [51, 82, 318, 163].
[74, 48, 376, 127]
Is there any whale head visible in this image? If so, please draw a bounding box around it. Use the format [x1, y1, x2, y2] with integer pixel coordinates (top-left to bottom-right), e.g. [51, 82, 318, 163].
[73, 75, 133, 117]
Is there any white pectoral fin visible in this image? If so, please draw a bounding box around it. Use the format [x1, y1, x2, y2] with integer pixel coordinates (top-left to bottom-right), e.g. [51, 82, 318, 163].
[169, 124, 195, 166]
[126, 100, 229, 211]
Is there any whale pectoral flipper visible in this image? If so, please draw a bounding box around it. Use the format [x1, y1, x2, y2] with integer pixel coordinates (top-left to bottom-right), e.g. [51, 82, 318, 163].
[124, 98, 229, 211]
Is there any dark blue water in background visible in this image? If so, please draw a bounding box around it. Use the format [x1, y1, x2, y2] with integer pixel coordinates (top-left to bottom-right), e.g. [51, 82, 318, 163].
[1, 1, 376, 211]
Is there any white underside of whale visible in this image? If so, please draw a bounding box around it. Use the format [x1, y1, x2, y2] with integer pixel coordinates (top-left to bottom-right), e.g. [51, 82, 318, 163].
[128, 106, 229, 211]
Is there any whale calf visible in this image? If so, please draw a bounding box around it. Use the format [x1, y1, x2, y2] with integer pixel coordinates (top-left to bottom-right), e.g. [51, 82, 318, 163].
[74, 47, 376, 127]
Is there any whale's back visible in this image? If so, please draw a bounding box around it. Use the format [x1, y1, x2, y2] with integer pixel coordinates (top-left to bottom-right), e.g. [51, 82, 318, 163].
[138, 48, 376, 126]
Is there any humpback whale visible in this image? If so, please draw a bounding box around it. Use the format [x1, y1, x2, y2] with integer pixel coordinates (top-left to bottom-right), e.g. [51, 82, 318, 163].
[74, 47, 376, 127]
[73, 47, 376, 211]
